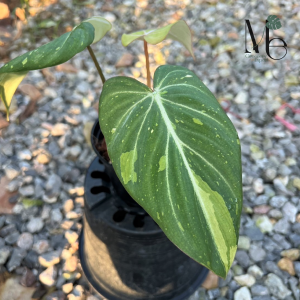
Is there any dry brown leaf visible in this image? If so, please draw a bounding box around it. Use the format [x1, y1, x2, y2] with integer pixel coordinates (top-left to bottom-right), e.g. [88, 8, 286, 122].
[115, 53, 134, 68]
[55, 63, 78, 73]
[18, 84, 42, 101]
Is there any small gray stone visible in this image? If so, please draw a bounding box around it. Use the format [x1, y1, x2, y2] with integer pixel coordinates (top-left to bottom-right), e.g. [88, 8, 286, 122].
[51, 208, 63, 223]
[268, 209, 283, 220]
[19, 185, 35, 197]
[251, 285, 269, 296]
[1, 143, 13, 156]
[0, 246, 11, 264]
[68, 145, 81, 158]
[248, 265, 264, 279]
[0, 224, 16, 237]
[254, 195, 269, 205]
[234, 286, 251, 300]
[278, 164, 292, 176]
[0, 216, 5, 229]
[27, 217, 44, 233]
[292, 223, 300, 234]
[269, 196, 288, 208]
[6, 247, 27, 272]
[289, 233, 300, 247]
[263, 168, 277, 181]
[208, 288, 221, 299]
[6, 179, 22, 192]
[273, 179, 294, 196]
[282, 202, 297, 223]
[17, 149, 32, 160]
[76, 81, 90, 94]
[17, 232, 34, 250]
[294, 261, 300, 277]
[4, 231, 20, 245]
[238, 236, 250, 250]
[255, 216, 273, 233]
[234, 91, 248, 104]
[289, 277, 300, 300]
[273, 218, 290, 234]
[245, 226, 264, 241]
[265, 273, 292, 299]
[249, 244, 266, 262]
[23, 250, 39, 268]
[46, 174, 62, 197]
[253, 178, 264, 194]
[33, 240, 50, 254]
[235, 251, 250, 268]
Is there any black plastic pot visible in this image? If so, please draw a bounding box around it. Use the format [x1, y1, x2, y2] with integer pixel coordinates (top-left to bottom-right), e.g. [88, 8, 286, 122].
[78, 120, 209, 299]
[91, 120, 140, 209]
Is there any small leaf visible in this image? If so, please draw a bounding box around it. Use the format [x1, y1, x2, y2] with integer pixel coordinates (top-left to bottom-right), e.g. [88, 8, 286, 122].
[99, 65, 242, 278]
[266, 15, 282, 30]
[121, 20, 194, 58]
[83, 16, 112, 44]
[22, 198, 44, 208]
[0, 16, 111, 119]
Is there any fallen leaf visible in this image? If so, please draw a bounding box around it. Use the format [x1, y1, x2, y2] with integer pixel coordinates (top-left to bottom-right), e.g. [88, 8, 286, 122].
[115, 53, 134, 68]
[55, 63, 78, 73]
[18, 84, 42, 101]
[41, 69, 55, 84]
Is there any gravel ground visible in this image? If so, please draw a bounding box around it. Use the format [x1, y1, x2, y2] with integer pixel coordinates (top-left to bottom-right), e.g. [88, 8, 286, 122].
[0, 0, 300, 299]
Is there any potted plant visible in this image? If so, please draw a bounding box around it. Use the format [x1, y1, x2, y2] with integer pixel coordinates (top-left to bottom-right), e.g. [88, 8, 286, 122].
[0, 16, 242, 299]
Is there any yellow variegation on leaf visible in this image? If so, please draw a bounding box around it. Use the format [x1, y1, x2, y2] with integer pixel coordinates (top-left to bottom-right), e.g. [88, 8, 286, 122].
[121, 20, 194, 59]
[0, 16, 111, 120]
[99, 65, 242, 278]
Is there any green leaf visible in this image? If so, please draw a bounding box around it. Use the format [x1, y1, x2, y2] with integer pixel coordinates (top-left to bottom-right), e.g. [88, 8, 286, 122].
[0, 16, 111, 119]
[83, 16, 112, 44]
[22, 198, 44, 208]
[266, 15, 282, 30]
[121, 20, 194, 58]
[99, 65, 242, 278]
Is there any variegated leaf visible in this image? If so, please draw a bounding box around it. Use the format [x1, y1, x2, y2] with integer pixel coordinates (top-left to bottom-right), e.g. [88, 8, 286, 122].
[0, 16, 111, 119]
[121, 20, 194, 58]
[99, 65, 242, 278]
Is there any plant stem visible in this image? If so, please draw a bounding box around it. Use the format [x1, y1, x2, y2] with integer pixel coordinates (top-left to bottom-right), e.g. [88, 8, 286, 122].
[253, 26, 266, 50]
[144, 40, 151, 89]
[87, 45, 106, 85]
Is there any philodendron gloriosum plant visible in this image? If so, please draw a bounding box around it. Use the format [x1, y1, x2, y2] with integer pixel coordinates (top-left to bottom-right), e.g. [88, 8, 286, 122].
[0, 17, 242, 278]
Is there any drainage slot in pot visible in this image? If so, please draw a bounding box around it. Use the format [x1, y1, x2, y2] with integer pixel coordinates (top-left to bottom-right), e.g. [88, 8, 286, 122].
[133, 215, 144, 228]
[113, 209, 126, 223]
[91, 171, 110, 182]
[91, 186, 111, 195]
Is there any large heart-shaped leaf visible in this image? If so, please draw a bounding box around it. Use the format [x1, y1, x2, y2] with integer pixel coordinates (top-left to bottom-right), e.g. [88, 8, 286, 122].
[0, 16, 111, 119]
[99, 65, 242, 278]
[121, 20, 194, 58]
[266, 15, 282, 30]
